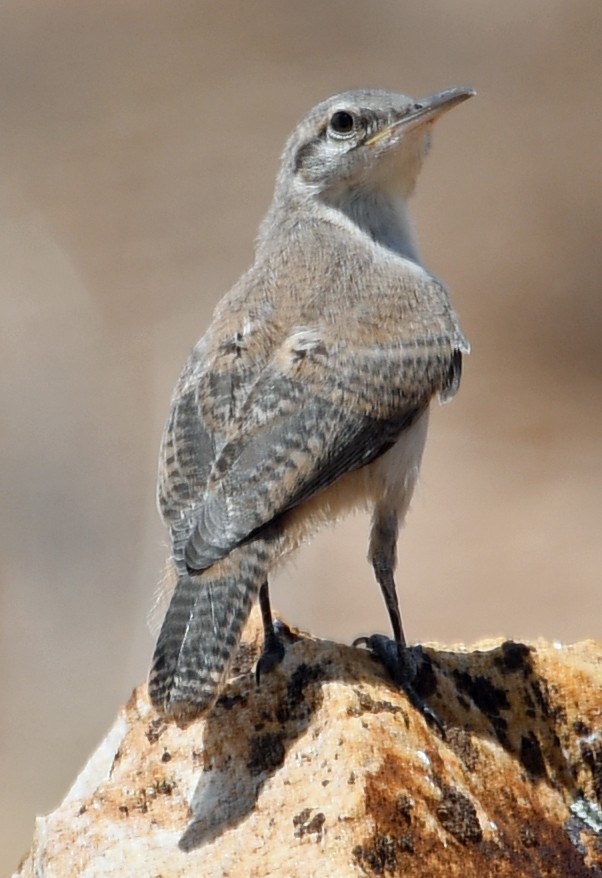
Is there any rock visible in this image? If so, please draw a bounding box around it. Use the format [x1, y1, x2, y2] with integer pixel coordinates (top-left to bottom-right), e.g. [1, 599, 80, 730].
[13, 612, 602, 877]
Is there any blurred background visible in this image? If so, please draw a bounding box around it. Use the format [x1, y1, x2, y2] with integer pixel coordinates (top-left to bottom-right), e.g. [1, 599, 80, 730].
[1, 0, 600, 870]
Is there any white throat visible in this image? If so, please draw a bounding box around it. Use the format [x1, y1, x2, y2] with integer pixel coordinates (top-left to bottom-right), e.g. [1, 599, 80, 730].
[325, 185, 422, 264]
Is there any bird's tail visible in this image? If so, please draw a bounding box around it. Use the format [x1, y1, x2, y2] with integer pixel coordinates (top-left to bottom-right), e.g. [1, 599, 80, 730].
[148, 538, 274, 717]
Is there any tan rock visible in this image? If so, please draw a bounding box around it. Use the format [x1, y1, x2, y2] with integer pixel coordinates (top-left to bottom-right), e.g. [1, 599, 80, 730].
[14, 612, 602, 877]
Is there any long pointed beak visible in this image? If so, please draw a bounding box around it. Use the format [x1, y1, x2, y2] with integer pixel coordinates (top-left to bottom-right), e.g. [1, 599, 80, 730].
[404, 86, 476, 129]
[365, 86, 476, 146]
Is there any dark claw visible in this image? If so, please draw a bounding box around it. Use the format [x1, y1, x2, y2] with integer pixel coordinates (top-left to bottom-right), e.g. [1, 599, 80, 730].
[353, 634, 445, 737]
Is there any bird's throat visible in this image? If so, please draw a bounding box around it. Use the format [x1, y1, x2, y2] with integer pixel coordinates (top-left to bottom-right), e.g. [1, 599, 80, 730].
[332, 186, 422, 264]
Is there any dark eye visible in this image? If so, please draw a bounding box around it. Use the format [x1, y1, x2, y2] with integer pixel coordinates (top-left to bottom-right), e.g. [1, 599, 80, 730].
[329, 110, 356, 137]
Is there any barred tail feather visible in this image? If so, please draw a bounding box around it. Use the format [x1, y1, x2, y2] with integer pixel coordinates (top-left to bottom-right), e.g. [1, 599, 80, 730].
[148, 539, 272, 717]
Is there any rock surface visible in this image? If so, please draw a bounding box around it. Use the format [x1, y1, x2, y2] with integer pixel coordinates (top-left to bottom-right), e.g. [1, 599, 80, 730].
[14, 614, 602, 877]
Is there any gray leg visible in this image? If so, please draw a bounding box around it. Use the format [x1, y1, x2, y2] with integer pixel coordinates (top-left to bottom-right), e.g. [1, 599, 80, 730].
[370, 510, 406, 647]
[255, 580, 286, 684]
[355, 510, 444, 734]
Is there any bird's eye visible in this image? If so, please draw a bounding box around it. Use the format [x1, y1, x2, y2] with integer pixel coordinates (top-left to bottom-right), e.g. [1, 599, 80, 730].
[328, 110, 356, 138]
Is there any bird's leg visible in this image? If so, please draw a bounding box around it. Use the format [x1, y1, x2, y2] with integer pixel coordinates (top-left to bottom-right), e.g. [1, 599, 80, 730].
[355, 510, 444, 734]
[255, 579, 287, 684]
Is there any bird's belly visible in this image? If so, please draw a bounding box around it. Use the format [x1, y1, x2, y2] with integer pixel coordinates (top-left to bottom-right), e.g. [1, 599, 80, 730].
[368, 407, 430, 510]
[278, 408, 430, 556]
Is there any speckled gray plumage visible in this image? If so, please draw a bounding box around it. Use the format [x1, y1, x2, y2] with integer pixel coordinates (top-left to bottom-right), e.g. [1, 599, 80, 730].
[149, 86, 473, 717]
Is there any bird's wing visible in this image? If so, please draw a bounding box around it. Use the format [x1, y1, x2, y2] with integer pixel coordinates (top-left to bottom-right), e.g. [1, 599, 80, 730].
[157, 312, 277, 566]
[184, 265, 466, 571]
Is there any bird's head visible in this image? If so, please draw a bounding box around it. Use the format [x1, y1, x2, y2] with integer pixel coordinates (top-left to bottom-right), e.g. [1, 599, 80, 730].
[277, 86, 475, 204]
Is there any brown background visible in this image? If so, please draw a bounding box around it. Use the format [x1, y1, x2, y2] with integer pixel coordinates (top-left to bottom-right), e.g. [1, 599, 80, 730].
[1, 1, 600, 871]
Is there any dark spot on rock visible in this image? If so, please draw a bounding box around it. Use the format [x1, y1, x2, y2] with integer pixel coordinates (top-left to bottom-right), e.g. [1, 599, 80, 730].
[247, 732, 285, 776]
[395, 794, 413, 825]
[119, 804, 129, 817]
[519, 731, 547, 778]
[580, 740, 602, 803]
[348, 771, 356, 785]
[453, 671, 510, 716]
[529, 678, 551, 719]
[294, 807, 311, 824]
[398, 833, 414, 854]
[288, 660, 318, 701]
[551, 700, 568, 726]
[491, 715, 510, 749]
[155, 778, 175, 796]
[161, 750, 172, 763]
[348, 689, 405, 718]
[520, 825, 538, 847]
[446, 727, 480, 772]
[356, 757, 421, 872]
[574, 720, 590, 736]
[145, 717, 167, 745]
[293, 808, 326, 839]
[275, 663, 324, 724]
[353, 833, 399, 874]
[524, 689, 536, 718]
[77, 804, 87, 816]
[498, 641, 532, 674]
[453, 670, 511, 745]
[435, 785, 483, 845]
[217, 692, 247, 711]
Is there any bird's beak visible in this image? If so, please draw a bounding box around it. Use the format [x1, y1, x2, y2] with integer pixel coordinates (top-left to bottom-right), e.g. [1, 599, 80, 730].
[365, 86, 476, 146]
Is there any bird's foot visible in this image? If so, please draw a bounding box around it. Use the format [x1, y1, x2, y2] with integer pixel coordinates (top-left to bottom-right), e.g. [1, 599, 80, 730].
[255, 619, 290, 685]
[353, 634, 445, 736]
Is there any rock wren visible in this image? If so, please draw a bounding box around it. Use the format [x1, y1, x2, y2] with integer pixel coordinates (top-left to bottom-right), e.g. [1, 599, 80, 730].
[149, 86, 475, 720]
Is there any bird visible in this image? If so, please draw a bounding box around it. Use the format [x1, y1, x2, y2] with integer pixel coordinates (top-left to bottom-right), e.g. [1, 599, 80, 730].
[148, 85, 475, 721]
